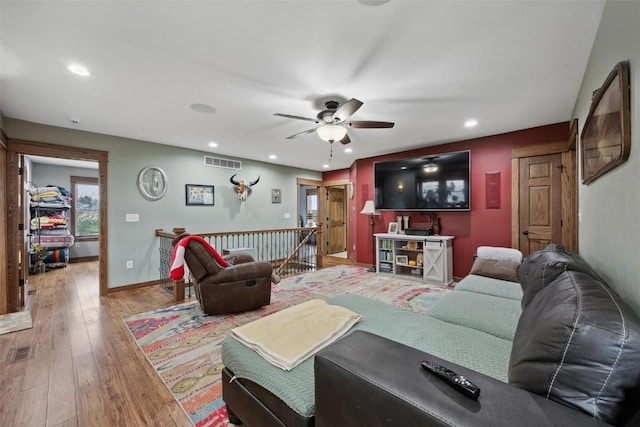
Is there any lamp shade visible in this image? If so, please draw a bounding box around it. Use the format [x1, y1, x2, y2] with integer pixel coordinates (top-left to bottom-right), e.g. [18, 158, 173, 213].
[317, 124, 347, 142]
[360, 200, 379, 215]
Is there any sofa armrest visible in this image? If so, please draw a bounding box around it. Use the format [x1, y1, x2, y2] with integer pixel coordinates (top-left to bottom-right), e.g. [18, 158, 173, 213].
[314, 331, 610, 427]
[207, 261, 272, 284]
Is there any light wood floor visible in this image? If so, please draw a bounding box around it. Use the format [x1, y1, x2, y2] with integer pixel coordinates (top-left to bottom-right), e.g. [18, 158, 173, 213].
[0, 262, 193, 427]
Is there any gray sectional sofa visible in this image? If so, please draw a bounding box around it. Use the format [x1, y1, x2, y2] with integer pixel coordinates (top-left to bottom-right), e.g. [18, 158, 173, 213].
[221, 244, 640, 426]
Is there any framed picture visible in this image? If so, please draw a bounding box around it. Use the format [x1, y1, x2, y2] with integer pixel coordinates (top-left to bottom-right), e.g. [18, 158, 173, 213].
[395, 255, 408, 265]
[581, 61, 631, 185]
[185, 184, 215, 206]
[271, 188, 282, 203]
[388, 222, 398, 234]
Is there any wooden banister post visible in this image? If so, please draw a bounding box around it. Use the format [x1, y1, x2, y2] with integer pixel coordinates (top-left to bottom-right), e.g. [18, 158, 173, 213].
[316, 222, 324, 268]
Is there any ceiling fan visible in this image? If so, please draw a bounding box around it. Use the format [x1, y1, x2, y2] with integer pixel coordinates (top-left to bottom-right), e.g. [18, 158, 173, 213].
[273, 98, 394, 145]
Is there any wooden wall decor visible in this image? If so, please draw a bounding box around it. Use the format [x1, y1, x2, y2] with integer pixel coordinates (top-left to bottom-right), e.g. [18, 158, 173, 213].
[581, 61, 631, 185]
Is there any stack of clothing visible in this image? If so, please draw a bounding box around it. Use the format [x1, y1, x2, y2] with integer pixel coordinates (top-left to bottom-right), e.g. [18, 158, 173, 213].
[30, 213, 68, 230]
[29, 186, 72, 209]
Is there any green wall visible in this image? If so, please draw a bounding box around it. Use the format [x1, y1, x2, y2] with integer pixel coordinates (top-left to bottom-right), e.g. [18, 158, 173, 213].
[573, 0, 640, 315]
[5, 118, 321, 288]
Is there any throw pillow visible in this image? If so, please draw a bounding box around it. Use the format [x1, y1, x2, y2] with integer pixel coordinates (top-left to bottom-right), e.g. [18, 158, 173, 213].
[476, 246, 523, 263]
[469, 257, 520, 282]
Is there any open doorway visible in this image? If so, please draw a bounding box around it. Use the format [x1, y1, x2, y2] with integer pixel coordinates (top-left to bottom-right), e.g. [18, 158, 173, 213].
[5, 140, 108, 313]
[298, 177, 349, 262]
[28, 155, 100, 263]
[300, 186, 319, 229]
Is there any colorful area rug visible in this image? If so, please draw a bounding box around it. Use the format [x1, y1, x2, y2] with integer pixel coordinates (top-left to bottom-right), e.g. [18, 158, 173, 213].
[124, 266, 454, 426]
[0, 310, 33, 335]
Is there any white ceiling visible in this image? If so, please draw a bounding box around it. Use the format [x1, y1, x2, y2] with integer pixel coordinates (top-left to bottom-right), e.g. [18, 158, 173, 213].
[1, 1, 605, 172]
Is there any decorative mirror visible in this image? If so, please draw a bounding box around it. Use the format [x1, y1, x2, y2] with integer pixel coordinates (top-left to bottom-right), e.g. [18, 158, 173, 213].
[137, 166, 168, 201]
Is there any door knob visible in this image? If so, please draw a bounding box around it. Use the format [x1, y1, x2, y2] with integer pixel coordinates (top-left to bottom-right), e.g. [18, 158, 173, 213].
[522, 230, 529, 235]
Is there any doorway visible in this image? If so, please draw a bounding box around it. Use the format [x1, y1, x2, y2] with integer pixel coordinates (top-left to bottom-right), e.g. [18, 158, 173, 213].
[297, 177, 349, 261]
[5, 139, 108, 313]
[511, 140, 577, 256]
[326, 186, 347, 256]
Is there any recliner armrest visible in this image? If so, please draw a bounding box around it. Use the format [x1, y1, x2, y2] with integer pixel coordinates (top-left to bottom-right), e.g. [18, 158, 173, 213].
[314, 331, 610, 427]
[207, 261, 273, 284]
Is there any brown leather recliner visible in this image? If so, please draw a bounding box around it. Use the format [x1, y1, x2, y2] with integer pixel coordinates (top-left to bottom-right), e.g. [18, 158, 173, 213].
[173, 234, 272, 315]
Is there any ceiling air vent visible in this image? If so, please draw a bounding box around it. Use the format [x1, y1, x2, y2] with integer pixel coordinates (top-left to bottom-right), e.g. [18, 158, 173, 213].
[204, 156, 242, 170]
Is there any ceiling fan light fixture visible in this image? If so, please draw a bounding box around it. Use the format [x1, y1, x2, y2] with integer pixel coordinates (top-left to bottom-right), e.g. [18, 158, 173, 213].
[423, 163, 439, 173]
[317, 124, 347, 143]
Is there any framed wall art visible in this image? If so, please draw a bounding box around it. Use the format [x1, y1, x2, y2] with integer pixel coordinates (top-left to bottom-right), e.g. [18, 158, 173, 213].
[395, 255, 408, 265]
[581, 61, 631, 185]
[271, 188, 282, 203]
[185, 184, 214, 206]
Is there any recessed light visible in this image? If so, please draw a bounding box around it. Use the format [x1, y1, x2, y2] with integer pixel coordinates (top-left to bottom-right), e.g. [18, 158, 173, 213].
[191, 103, 217, 114]
[67, 64, 90, 76]
[344, 148, 353, 153]
[464, 119, 478, 128]
[322, 164, 330, 169]
[269, 154, 277, 160]
[208, 141, 218, 148]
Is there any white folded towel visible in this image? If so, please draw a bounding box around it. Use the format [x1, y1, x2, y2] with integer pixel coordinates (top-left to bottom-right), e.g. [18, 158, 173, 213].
[231, 299, 362, 371]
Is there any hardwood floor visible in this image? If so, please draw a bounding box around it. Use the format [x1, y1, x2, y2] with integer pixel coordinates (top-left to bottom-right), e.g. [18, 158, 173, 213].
[0, 262, 193, 427]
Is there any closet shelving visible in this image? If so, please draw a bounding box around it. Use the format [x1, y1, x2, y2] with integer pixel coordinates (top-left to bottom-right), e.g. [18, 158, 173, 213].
[29, 185, 74, 271]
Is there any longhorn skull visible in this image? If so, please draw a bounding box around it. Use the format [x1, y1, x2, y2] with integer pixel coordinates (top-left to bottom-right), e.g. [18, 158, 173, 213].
[230, 174, 260, 204]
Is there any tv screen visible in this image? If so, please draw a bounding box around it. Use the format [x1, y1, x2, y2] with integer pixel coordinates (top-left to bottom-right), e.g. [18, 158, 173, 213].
[374, 150, 471, 211]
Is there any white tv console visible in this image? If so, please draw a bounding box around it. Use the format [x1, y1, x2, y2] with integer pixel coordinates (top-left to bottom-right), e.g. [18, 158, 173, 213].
[375, 233, 454, 286]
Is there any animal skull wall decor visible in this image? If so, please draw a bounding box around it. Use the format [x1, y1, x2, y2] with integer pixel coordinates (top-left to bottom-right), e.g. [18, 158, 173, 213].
[230, 174, 260, 204]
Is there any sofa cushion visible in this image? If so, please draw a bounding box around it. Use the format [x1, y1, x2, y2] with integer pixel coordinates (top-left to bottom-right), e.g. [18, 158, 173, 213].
[455, 274, 523, 301]
[184, 239, 223, 280]
[518, 244, 601, 308]
[470, 257, 520, 282]
[477, 246, 523, 263]
[509, 270, 640, 425]
[427, 290, 522, 340]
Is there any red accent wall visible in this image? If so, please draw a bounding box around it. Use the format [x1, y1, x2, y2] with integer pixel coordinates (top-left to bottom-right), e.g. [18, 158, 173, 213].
[323, 170, 349, 181]
[325, 122, 569, 278]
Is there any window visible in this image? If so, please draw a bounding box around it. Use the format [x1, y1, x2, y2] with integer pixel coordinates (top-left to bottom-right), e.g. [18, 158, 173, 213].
[71, 176, 99, 240]
[446, 179, 466, 207]
[419, 181, 439, 208]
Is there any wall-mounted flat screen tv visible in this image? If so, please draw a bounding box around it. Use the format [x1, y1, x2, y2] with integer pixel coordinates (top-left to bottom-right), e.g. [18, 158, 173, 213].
[374, 150, 471, 211]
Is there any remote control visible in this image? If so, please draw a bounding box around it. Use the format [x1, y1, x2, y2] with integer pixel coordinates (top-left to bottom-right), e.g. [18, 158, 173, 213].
[421, 360, 481, 400]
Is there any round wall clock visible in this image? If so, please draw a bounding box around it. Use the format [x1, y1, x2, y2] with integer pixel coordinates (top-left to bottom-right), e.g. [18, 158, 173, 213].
[137, 166, 168, 201]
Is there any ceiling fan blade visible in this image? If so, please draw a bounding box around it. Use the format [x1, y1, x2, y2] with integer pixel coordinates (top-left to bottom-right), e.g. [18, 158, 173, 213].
[274, 113, 319, 123]
[339, 134, 351, 145]
[348, 121, 395, 129]
[285, 128, 317, 139]
[333, 98, 363, 122]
